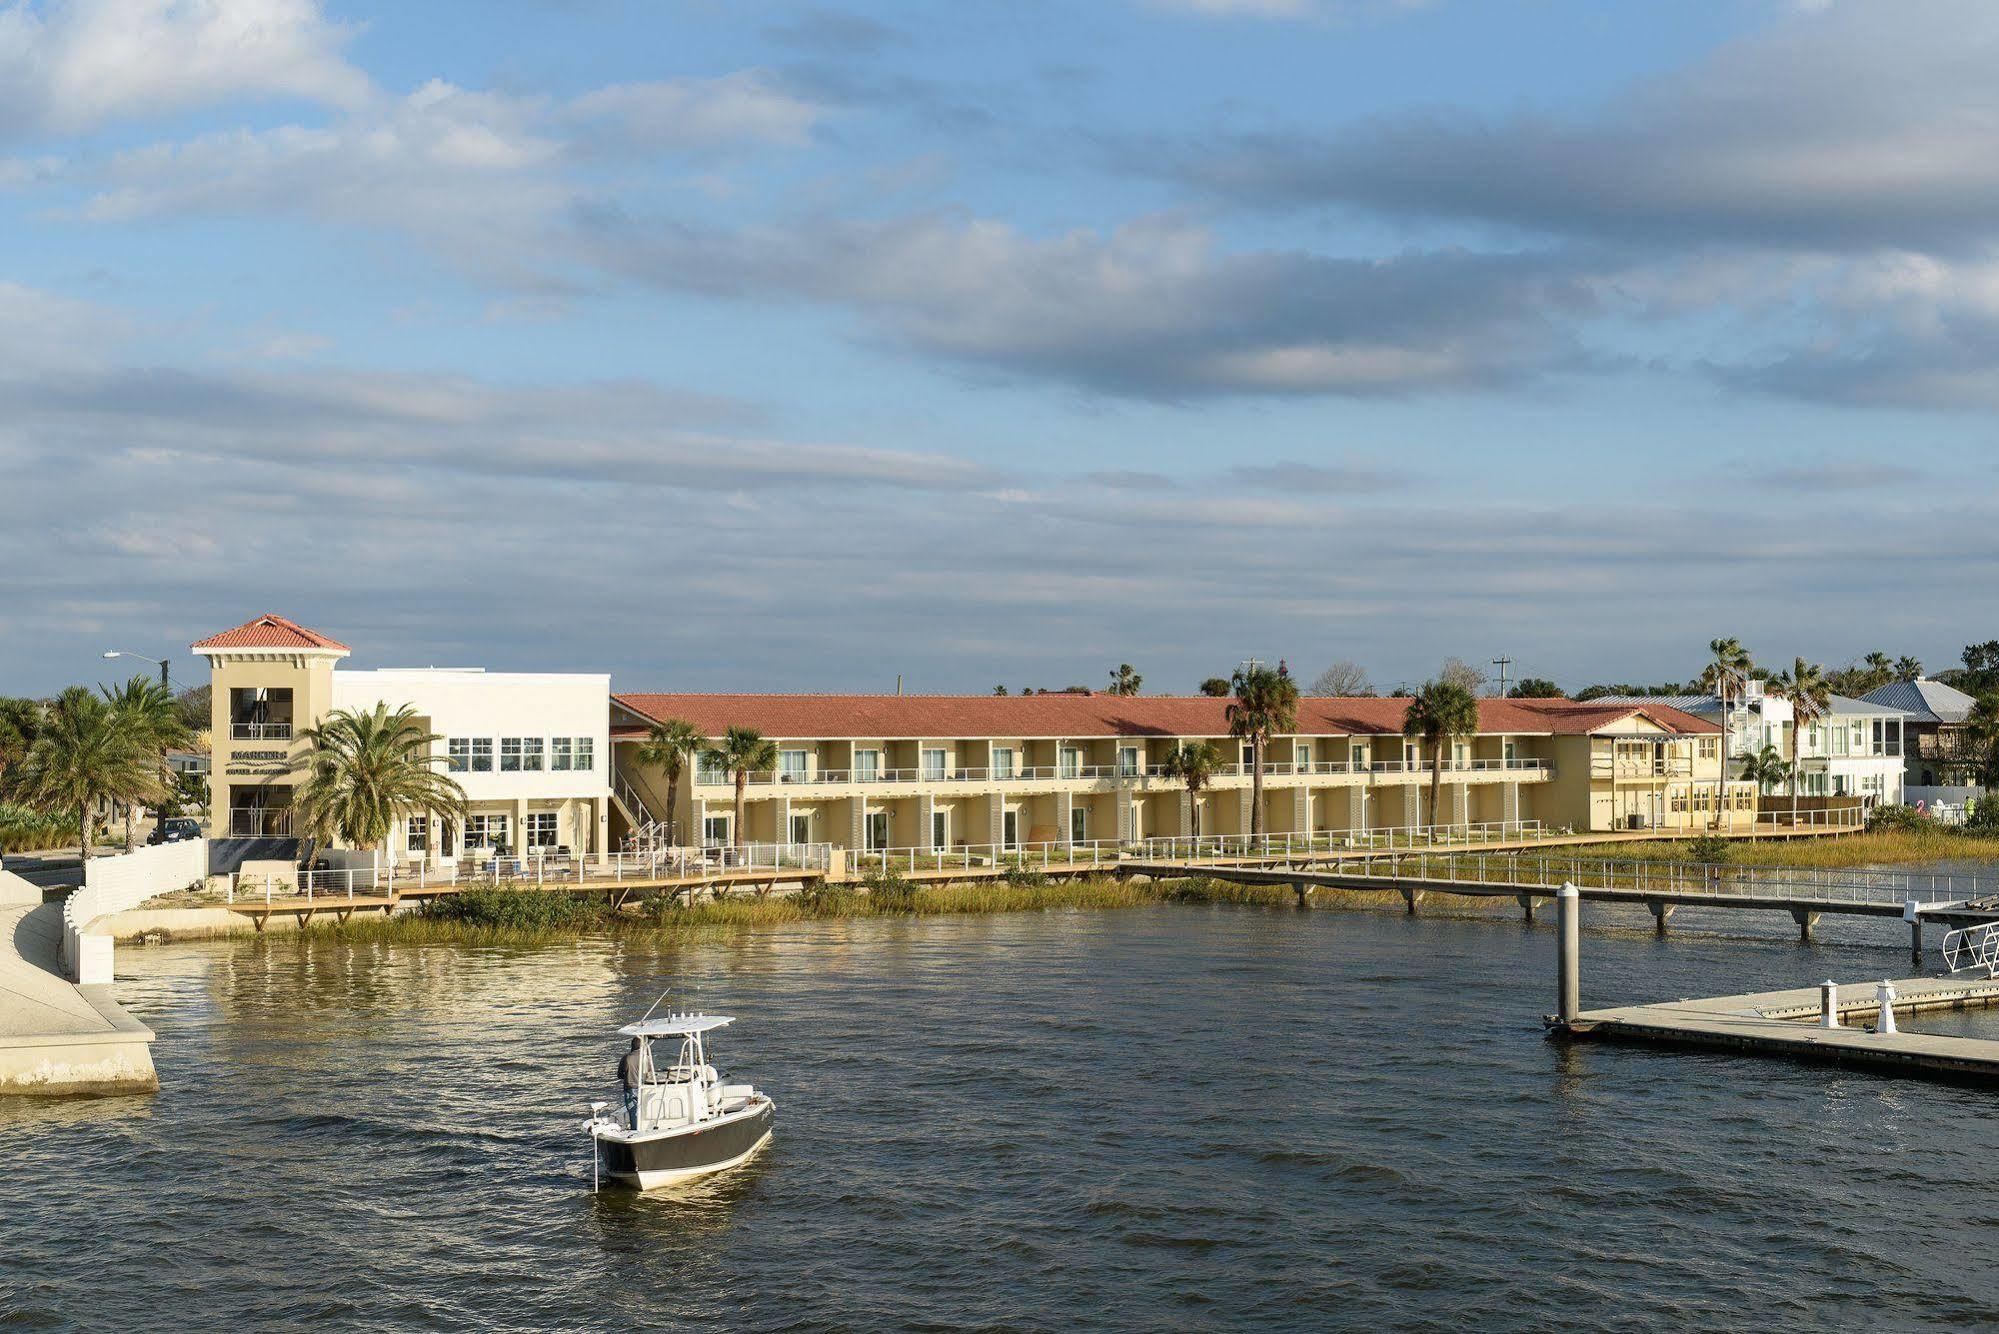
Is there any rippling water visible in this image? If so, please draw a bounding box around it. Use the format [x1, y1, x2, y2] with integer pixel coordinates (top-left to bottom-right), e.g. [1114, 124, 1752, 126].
[3, 899, 1996, 1331]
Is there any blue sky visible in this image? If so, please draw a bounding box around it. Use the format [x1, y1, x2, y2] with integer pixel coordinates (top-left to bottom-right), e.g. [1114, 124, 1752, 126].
[1, 0, 1993, 697]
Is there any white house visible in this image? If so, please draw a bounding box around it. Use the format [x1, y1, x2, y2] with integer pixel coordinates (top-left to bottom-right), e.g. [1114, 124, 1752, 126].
[1597, 683, 1906, 807]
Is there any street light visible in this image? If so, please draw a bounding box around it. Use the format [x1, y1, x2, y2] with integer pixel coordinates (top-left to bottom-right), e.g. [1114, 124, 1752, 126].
[103, 650, 171, 692]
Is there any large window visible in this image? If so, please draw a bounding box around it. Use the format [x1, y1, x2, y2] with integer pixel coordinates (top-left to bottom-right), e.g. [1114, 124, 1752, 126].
[1119, 746, 1141, 778]
[922, 748, 947, 781]
[992, 747, 1016, 780]
[856, 749, 882, 782]
[525, 811, 559, 848]
[551, 737, 573, 771]
[781, 750, 810, 782]
[573, 738, 593, 772]
[789, 813, 811, 845]
[448, 738, 493, 773]
[931, 810, 948, 849]
[1060, 747, 1083, 779]
[1069, 807, 1088, 844]
[466, 814, 510, 851]
[501, 737, 544, 772]
[704, 815, 731, 846]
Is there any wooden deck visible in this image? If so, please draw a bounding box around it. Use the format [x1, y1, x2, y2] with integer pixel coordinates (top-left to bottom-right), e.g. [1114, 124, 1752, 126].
[1561, 976, 1999, 1085]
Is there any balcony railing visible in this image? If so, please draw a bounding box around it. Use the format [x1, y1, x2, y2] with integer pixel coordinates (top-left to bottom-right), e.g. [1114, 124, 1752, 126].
[689, 757, 1553, 788]
[231, 722, 293, 741]
[228, 809, 294, 837]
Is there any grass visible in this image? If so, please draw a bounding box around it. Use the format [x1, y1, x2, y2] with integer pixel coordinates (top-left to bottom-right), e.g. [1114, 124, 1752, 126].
[306, 874, 1306, 946]
[1558, 829, 1999, 870]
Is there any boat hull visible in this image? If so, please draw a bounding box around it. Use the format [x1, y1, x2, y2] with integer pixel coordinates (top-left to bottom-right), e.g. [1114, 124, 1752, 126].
[597, 1102, 774, 1190]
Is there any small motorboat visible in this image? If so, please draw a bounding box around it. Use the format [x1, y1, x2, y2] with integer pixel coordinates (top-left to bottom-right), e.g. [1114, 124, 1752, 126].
[585, 1013, 775, 1190]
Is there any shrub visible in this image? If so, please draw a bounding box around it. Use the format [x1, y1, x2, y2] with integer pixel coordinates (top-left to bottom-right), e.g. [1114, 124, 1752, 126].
[1866, 803, 1935, 834]
[1685, 833, 1731, 864]
[1003, 867, 1050, 888]
[1964, 799, 1999, 837]
[861, 869, 919, 908]
[422, 887, 605, 931]
[0, 802, 79, 854]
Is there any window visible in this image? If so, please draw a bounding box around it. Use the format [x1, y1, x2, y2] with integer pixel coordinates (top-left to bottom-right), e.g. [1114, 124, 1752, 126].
[1503, 740, 1518, 766]
[866, 811, 889, 850]
[449, 738, 493, 773]
[932, 809, 948, 849]
[1294, 743, 1311, 771]
[922, 748, 947, 781]
[1451, 741, 1470, 769]
[1119, 746, 1141, 778]
[993, 747, 1016, 780]
[572, 738, 593, 772]
[703, 815, 731, 846]
[697, 752, 726, 784]
[789, 813, 811, 845]
[1002, 809, 1020, 849]
[781, 750, 810, 782]
[1059, 747, 1082, 779]
[467, 814, 510, 851]
[525, 811, 558, 848]
[1699, 738, 1719, 761]
[501, 738, 543, 772]
[407, 815, 429, 854]
[551, 737, 573, 771]
[856, 749, 882, 782]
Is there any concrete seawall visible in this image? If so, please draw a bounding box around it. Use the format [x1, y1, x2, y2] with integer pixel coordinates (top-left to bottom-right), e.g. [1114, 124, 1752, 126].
[0, 871, 156, 1096]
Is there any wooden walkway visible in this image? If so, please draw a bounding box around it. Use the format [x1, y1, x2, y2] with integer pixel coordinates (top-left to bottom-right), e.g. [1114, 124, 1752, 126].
[1562, 975, 1999, 1085]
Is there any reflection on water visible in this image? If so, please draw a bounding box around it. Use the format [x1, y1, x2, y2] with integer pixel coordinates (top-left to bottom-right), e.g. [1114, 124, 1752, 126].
[2, 900, 1998, 1330]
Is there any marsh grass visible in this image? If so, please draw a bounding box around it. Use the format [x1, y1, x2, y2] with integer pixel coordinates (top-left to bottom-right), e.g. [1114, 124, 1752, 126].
[305, 875, 1309, 945]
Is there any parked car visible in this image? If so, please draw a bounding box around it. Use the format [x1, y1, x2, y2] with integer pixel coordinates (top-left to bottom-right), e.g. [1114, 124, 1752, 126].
[147, 818, 203, 845]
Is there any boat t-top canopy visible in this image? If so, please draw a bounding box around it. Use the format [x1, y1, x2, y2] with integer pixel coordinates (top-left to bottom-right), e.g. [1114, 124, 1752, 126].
[620, 1015, 735, 1039]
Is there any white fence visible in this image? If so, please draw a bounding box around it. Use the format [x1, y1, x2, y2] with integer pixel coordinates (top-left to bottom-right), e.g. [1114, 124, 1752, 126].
[1137, 822, 1549, 862]
[62, 839, 208, 984]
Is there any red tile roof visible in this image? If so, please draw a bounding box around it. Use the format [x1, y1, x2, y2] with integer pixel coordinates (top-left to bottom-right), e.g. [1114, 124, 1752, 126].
[612, 693, 1719, 740]
[191, 614, 351, 652]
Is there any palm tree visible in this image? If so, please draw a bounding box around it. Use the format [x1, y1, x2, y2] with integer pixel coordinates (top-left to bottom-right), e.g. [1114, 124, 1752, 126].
[1107, 664, 1143, 696]
[12, 687, 160, 861]
[635, 718, 705, 845]
[1964, 691, 1999, 793]
[0, 697, 41, 792]
[1160, 741, 1223, 840]
[1403, 679, 1481, 830]
[1771, 657, 1831, 825]
[1895, 655, 1924, 681]
[1739, 744, 1792, 802]
[101, 675, 190, 850]
[1226, 664, 1299, 838]
[1698, 638, 1753, 829]
[291, 704, 466, 855]
[703, 726, 779, 851]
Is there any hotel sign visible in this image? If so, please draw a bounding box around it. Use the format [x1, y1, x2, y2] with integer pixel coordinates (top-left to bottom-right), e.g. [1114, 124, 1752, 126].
[225, 748, 291, 778]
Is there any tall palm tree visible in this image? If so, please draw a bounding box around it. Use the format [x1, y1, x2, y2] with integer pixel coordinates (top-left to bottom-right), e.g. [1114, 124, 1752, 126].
[12, 687, 160, 861]
[703, 725, 779, 850]
[101, 675, 190, 850]
[1106, 663, 1143, 696]
[1772, 657, 1831, 824]
[1403, 679, 1481, 830]
[1160, 741, 1223, 840]
[1964, 691, 1999, 793]
[291, 704, 466, 855]
[0, 697, 41, 793]
[1226, 664, 1299, 838]
[635, 718, 704, 845]
[1698, 638, 1753, 829]
[1739, 743, 1792, 801]
[1895, 655, 1924, 682]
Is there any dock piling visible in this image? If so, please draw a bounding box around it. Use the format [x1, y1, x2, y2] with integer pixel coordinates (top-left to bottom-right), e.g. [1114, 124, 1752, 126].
[1821, 980, 1839, 1028]
[1648, 901, 1675, 935]
[1792, 908, 1820, 943]
[1557, 882, 1580, 1025]
[1876, 980, 1898, 1035]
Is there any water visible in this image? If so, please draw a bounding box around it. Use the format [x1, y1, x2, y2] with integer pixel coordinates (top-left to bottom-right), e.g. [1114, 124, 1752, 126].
[3, 900, 1997, 1331]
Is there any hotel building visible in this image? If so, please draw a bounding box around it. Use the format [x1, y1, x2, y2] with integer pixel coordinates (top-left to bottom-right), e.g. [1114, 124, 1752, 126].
[194, 615, 1749, 863]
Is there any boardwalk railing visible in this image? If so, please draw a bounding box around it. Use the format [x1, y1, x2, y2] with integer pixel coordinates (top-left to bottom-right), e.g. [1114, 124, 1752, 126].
[1754, 807, 1865, 831]
[1320, 850, 1985, 909]
[223, 843, 833, 905]
[847, 841, 1122, 875]
[1943, 921, 1999, 975]
[1137, 822, 1549, 862]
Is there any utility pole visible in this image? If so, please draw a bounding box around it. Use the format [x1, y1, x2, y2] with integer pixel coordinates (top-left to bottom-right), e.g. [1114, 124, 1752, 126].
[1490, 656, 1513, 699]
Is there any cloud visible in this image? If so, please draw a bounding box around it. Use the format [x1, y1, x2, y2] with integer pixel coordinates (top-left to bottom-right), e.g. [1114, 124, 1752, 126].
[760, 7, 904, 56]
[1160, 2, 1999, 255]
[0, 0, 368, 141]
[1227, 460, 1406, 493]
[583, 211, 1595, 398]
[564, 71, 825, 152]
[1750, 459, 1921, 492]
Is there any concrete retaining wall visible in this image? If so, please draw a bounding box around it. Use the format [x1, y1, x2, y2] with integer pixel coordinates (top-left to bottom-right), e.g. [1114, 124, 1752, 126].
[63, 840, 208, 984]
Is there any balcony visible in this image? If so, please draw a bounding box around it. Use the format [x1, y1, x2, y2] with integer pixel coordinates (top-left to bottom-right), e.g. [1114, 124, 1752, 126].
[228, 807, 294, 837]
[688, 756, 1552, 789]
[232, 721, 294, 741]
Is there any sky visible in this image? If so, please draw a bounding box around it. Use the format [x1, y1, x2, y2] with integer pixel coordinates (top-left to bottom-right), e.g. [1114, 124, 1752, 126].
[1, 0, 1994, 698]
